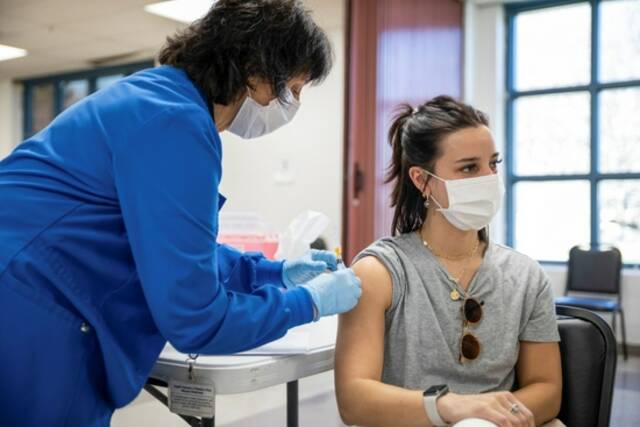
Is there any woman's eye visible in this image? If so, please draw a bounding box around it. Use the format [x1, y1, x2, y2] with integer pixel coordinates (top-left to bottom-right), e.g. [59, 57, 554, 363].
[490, 158, 504, 169]
[461, 164, 477, 173]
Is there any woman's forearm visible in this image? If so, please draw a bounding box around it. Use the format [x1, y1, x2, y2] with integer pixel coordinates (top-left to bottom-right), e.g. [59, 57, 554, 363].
[337, 378, 431, 427]
[513, 382, 562, 426]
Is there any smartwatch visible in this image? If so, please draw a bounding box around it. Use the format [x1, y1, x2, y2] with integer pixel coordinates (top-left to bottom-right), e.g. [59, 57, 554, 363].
[422, 384, 449, 427]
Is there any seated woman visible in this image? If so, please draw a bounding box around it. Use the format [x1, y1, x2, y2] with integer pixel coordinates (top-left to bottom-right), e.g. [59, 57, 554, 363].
[335, 96, 562, 427]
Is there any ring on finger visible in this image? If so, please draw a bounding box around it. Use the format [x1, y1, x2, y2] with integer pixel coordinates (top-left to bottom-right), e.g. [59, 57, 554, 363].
[510, 403, 520, 415]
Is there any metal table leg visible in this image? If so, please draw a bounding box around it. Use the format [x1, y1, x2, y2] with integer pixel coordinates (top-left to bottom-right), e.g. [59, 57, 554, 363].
[145, 379, 298, 427]
[287, 380, 298, 427]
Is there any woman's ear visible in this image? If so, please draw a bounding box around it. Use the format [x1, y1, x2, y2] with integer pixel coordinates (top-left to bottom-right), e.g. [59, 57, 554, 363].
[246, 76, 277, 106]
[246, 75, 261, 92]
[408, 166, 430, 197]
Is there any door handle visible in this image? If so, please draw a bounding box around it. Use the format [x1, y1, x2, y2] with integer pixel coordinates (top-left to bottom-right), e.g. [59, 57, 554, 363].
[354, 162, 365, 199]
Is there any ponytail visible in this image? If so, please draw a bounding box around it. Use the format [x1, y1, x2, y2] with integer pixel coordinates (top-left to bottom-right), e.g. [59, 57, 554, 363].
[386, 105, 425, 236]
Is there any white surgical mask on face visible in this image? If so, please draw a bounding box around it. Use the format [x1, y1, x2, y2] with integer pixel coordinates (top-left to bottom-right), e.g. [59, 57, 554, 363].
[227, 88, 300, 139]
[423, 170, 505, 231]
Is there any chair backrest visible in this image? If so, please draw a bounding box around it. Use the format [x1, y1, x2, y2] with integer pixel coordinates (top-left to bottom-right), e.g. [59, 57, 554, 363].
[556, 305, 617, 427]
[566, 245, 622, 295]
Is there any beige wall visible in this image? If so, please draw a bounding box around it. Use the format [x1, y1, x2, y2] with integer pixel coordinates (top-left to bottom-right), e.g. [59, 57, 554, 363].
[218, 0, 346, 250]
[0, 78, 21, 159]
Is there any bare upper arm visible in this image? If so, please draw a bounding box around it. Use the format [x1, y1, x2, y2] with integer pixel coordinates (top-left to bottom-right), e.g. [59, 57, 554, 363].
[516, 341, 562, 388]
[335, 256, 393, 388]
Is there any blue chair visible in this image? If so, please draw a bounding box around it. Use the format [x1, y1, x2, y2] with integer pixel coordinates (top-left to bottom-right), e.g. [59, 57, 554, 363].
[555, 245, 627, 359]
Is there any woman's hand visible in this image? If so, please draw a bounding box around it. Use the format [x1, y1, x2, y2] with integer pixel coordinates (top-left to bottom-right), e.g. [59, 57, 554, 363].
[437, 391, 535, 427]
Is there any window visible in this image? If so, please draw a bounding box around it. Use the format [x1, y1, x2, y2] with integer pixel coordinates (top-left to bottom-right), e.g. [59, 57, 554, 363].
[22, 61, 153, 137]
[506, 0, 640, 265]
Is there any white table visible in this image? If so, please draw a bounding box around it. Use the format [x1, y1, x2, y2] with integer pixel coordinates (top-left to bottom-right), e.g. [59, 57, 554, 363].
[145, 317, 337, 427]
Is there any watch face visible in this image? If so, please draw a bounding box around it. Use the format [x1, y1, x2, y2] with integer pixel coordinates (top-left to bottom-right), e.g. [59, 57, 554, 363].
[423, 384, 448, 396]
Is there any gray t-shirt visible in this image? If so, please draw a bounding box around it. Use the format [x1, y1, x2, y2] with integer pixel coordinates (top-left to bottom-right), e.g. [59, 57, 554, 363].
[354, 232, 560, 394]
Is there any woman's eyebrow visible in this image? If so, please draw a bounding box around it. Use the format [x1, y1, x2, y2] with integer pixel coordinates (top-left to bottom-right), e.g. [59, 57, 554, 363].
[455, 157, 479, 163]
[455, 152, 500, 163]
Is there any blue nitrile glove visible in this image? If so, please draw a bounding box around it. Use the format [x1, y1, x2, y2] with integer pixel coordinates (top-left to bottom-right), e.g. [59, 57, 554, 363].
[282, 249, 339, 288]
[301, 268, 362, 319]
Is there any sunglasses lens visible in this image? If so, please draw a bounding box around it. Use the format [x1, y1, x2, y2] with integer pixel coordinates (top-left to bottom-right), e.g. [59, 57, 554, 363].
[464, 298, 482, 323]
[461, 333, 480, 360]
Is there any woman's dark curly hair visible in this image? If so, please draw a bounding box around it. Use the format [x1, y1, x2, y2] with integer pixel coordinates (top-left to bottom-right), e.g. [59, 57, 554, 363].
[158, 0, 333, 105]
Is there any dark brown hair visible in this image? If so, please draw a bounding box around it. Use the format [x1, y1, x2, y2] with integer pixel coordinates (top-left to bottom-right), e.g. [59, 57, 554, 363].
[158, 0, 332, 106]
[386, 95, 490, 236]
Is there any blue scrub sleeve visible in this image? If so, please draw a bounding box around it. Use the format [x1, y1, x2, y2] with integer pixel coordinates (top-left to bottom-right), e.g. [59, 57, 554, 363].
[216, 243, 285, 293]
[111, 107, 313, 354]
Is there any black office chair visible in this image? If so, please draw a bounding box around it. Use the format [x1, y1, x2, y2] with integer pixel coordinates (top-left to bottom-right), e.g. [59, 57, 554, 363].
[556, 305, 617, 427]
[555, 244, 627, 359]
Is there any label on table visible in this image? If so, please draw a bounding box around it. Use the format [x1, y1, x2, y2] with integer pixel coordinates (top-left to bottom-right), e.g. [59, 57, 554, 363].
[168, 380, 215, 418]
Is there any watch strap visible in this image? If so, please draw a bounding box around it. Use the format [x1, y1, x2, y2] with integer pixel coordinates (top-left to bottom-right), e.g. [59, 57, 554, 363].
[423, 392, 447, 426]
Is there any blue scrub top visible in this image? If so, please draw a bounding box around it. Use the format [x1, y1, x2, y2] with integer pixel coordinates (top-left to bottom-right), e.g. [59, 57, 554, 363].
[0, 66, 313, 423]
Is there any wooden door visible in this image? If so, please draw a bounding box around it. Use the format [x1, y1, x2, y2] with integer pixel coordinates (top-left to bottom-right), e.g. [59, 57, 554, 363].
[344, 0, 463, 262]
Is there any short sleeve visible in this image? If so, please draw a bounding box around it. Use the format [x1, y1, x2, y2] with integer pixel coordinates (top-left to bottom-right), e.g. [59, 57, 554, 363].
[520, 277, 561, 342]
[354, 239, 407, 313]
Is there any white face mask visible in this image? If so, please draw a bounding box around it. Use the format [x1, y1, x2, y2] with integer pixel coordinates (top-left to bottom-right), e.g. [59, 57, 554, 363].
[423, 170, 505, 231]
[227, 88, 300, 139]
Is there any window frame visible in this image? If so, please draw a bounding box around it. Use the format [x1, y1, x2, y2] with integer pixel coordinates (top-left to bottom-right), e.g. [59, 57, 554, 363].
[21, 60, 154, 138]
[505, 0, 640, 267]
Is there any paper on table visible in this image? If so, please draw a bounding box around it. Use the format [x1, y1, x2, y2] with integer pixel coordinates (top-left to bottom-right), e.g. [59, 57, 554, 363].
[160, 330, 311, 360]
[237, 314, 337, 355]
[159, 331, 310, 360]
[236, 330, 311, 355]
[159, 315, 337, 359]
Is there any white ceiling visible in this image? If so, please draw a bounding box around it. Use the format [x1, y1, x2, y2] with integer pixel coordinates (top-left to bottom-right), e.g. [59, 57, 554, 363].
[0, 0, 186, 79]
[0, 0, 343, 80]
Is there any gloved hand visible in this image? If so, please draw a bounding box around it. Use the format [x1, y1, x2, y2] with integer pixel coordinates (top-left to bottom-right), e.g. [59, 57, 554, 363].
[301, 268, 362, 319]
[282, 249, 338, 288]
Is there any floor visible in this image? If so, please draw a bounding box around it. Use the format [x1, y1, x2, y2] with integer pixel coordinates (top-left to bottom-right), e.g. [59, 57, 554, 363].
[112, 371, 345, 427]
[610, 355, 640, 427]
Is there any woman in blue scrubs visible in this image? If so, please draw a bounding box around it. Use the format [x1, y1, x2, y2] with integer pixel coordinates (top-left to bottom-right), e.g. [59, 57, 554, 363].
[0, 1, 361, 425]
